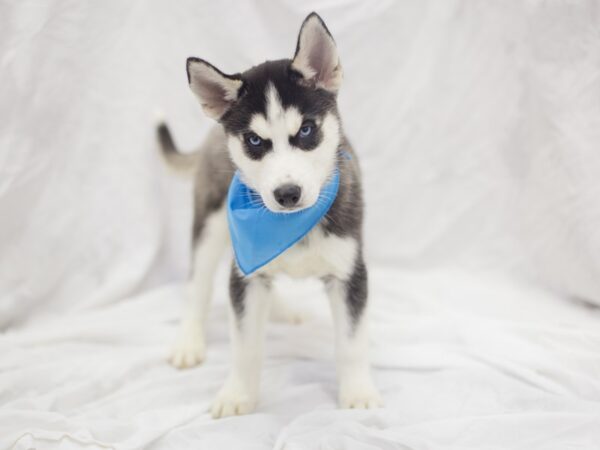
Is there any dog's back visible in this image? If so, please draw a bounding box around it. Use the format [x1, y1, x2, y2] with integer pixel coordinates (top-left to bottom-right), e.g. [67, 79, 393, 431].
[157, 124, 234, 244]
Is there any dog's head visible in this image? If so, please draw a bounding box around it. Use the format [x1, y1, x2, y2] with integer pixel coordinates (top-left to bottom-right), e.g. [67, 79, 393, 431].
[187, 13, 343, 212]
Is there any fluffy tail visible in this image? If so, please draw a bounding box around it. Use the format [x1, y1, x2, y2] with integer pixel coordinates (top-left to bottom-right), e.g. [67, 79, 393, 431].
[156, 122, 199, 175]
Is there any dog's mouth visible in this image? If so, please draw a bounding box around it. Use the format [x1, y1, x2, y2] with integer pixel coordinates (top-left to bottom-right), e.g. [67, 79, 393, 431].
[270, 204, 308, 214]
[264, 198, 312, 214]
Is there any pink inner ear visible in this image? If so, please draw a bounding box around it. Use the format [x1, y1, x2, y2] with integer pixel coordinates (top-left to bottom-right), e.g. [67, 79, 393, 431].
[309, 36, 332, 80]
[197, 80, 230, 116]
[296, 22, 340, 90]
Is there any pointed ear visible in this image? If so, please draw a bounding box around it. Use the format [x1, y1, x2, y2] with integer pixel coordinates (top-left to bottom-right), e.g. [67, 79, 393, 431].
[186, 57, 243, 120]
[291, 12, 342, 92]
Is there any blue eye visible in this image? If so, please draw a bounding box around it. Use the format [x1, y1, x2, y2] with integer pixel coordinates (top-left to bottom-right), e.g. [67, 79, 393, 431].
[299, 123, 313, 137]
[247, 134, 262, 146]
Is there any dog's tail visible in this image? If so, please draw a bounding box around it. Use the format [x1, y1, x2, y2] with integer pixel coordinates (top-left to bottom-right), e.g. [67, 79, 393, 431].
[156, 121, 199, 175]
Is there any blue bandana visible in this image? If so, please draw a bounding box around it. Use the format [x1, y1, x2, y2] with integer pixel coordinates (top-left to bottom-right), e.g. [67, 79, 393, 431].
[227, 169, 340, 275]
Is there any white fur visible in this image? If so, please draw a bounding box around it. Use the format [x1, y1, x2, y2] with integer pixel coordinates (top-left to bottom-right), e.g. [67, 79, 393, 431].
[170, 207, 228, 368]
[269, 288, 310, 324]
[327, 278, 382, 409]
[228, 83, 340, 213]
[211, 276, 271, 418]
[258, 227, 358, 280]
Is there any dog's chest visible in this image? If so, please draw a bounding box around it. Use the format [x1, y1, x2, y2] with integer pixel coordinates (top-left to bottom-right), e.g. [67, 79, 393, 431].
[257, 227, 357, 280]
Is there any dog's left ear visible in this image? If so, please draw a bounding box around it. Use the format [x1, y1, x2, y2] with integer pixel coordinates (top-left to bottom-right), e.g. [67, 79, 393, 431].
[291, 12, 342, 92]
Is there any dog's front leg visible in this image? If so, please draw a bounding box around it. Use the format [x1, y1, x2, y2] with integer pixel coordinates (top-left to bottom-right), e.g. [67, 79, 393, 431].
[326, 258, 382, 409]
[211, 267, 271, 418]
[170, 208, 228, 368]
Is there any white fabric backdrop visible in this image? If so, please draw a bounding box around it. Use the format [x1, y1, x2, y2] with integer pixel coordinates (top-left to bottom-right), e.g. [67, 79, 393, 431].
[1, 1, 600, 449]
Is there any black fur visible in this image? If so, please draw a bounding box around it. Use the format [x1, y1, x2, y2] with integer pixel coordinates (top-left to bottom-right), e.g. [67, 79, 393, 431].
[155, 123, 231, 245]
[242, 133, 273, 160]
[229, 264, 247, 317]
[186, 57, 243, 85]
[191, 189, 227, 243]
[322, 253, 368, 329]
[345, 255, 368, 324]
[288, 120, 322, 151]
[190, 132, 234, 245]
[230, 265, 272, 320]
[220, 59, 337, 138]
[157, 123, 176, 155]
[320, 144, 364, 240]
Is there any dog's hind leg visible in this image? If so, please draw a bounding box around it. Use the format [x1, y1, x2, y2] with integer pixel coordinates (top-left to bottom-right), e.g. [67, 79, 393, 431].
[269, 287, 310, 324]
[170, 206, 228, 368]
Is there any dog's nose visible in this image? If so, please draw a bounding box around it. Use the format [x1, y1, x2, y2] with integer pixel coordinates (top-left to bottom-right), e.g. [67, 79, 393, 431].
[274, 184, 302, 208]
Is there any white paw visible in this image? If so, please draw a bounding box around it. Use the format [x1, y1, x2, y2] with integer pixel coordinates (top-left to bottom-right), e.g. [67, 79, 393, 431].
[211, 381, 258, 419]
[339, 379, 383, 409]
[169, 321, 206, 369]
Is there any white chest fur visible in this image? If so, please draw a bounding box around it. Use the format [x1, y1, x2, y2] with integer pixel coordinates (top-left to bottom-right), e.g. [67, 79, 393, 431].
[257, 227, 358, 280]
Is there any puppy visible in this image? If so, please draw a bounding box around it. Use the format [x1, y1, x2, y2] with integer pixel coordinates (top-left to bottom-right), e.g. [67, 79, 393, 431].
[158, 12, 381, 418]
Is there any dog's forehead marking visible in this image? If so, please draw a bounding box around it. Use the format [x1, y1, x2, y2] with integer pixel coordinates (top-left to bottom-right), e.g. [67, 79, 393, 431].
[249, 83, 303, 140]
[266, 83, 284, 122]
[249, 114, 271, 139]
[284, 107, 302, 135]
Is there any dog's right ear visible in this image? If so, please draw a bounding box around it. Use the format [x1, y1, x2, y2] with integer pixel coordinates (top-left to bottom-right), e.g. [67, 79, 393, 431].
[186, 58, 243, 120]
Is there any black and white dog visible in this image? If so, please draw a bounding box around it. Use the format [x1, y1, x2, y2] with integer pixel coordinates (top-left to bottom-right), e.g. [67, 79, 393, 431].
[158, 12, 381, 418]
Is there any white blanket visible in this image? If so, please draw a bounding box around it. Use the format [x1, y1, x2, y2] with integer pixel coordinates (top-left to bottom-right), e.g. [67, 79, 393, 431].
[2, 268, 600, 449]
[2, 0, 600, 448]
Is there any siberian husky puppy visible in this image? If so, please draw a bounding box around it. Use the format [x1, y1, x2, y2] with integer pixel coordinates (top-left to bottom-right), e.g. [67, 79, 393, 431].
[158, 12, 381, 418]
